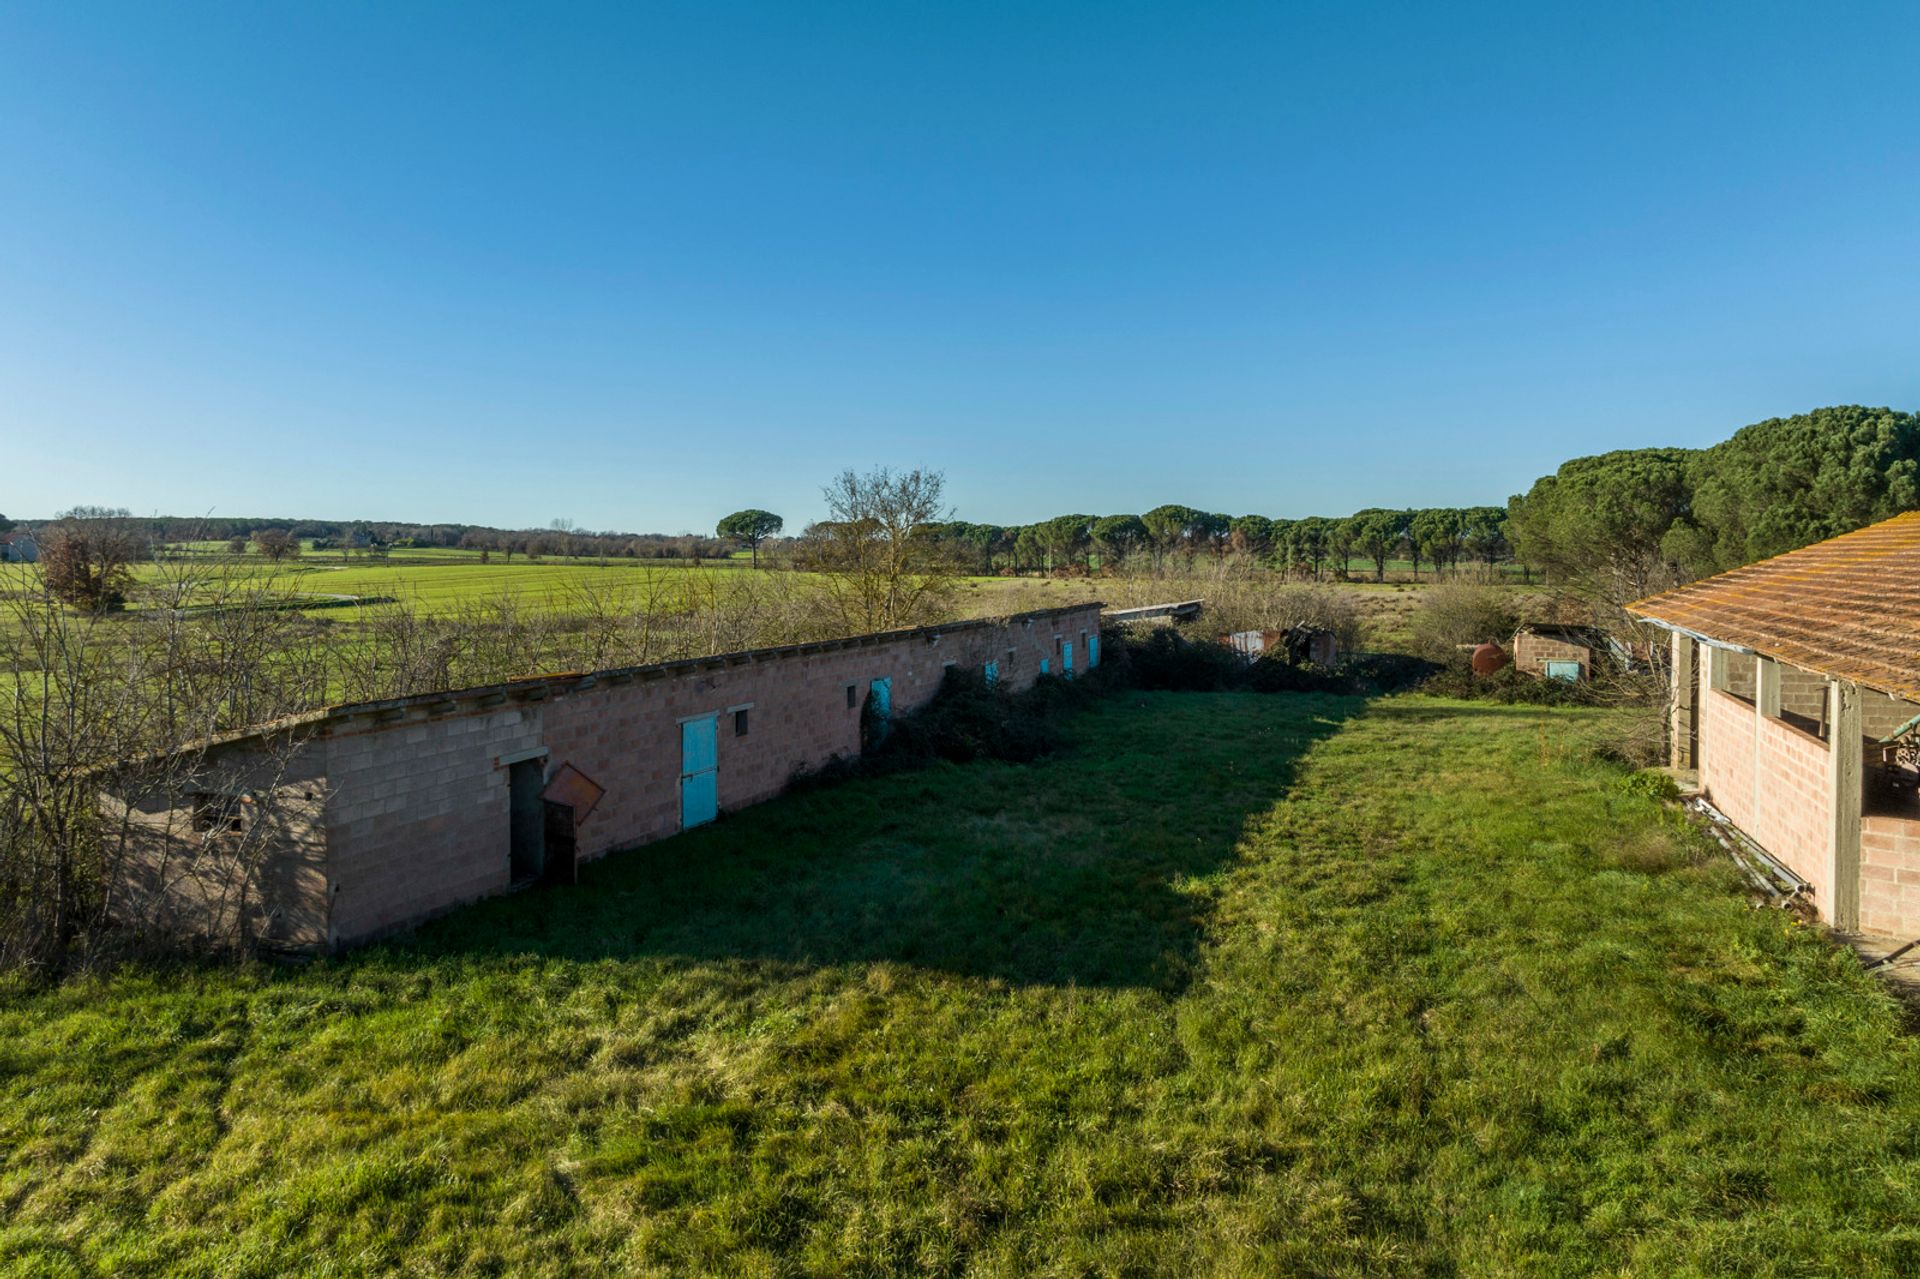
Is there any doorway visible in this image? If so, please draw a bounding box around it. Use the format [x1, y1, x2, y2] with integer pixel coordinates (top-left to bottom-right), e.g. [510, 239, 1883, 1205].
[508, 757, 546, 883]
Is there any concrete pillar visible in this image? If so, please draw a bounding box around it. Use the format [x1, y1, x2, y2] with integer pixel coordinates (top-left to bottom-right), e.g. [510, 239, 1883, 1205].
[1670, 633, 1698, 769]
[1755, 657, 1780, 720]
[1829, 679, 1863, 931]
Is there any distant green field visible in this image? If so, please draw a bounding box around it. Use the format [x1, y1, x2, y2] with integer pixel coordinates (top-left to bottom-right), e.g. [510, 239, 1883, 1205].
[4, 556, 1103, 625]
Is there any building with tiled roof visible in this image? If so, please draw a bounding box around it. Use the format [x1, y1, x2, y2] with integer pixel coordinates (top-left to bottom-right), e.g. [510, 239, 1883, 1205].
[1628, 512, 1920, 935]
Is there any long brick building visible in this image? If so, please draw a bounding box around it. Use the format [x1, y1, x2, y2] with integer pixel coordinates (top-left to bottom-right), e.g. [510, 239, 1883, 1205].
[118, 603, 1105, 951]
[1629, 513, 1920, 935]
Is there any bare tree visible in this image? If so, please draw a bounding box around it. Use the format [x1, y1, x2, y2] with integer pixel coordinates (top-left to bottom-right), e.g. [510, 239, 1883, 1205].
[0, 552, 336, 973]
[797, 468, 959, 632]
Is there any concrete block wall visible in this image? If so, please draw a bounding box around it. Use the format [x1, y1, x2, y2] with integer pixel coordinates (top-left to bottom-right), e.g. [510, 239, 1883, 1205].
[1699, 668, 1836, 912]
[108, 747, 331, 950]
[538, 607, 1101, 864]
[321, 705, 545, 945]
[311, 603, 1102, 947]
[1512, 631, 1590, 679]
[1860, 815, 1920, 935]
[1777, 663, 1830, 724]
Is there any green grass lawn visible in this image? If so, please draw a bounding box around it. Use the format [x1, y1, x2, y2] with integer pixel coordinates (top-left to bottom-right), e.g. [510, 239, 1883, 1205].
[5, 693, 1920, 1276]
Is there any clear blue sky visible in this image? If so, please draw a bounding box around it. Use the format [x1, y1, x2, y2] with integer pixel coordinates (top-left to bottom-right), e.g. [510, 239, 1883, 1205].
[4, 2, 1917, 533]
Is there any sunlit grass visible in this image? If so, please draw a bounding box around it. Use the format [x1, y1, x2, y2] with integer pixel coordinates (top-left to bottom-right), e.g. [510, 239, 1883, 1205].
[3, 692, 1918, 1275]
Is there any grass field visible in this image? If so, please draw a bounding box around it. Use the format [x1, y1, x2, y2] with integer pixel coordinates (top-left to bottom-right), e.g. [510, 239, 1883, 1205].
[4, 554, 1106, 624]
[4, 691, 1918, 1275]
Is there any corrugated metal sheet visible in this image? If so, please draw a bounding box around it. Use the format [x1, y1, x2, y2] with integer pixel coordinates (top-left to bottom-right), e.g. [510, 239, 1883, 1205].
[1627, 511, 1920, 701]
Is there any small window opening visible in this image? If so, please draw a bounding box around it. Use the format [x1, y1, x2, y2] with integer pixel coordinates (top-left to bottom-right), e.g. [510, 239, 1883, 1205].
[1054, 635, 1063, 654]
[1006, 647, 1016, 668]
[734, 708, 750, 736]
[846, 684, 857, 709]
[1712, 649, 1757, 702]
[192, 793, 245, 834]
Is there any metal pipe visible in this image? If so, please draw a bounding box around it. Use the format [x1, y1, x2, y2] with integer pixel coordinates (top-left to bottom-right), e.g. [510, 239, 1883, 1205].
[1685, 795, 1811, 901]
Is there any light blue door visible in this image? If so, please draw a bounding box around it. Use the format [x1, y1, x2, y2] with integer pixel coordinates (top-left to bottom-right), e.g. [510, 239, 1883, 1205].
[983, 661, 999, 686]
[680, 715, 718, 829]
[869, 677, 892, 742]
[1062, 640, 1074, 677]
[1088, 635, 1100, 668]
[1040, 658, 1050, 675]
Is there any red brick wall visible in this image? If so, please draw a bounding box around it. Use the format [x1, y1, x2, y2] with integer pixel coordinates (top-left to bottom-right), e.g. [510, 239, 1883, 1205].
[1860, 815, 1920, 936]
[1699, 680, 1836, 913]
[320, 605, 1104, 946]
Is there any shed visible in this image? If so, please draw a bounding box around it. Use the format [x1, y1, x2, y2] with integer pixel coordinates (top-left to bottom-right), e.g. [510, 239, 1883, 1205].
[1628, 511, 1920, 936]
[0, 530, 38, 563]
[1222, 627, 1340, 667]
[1511, 624, 1616, 682]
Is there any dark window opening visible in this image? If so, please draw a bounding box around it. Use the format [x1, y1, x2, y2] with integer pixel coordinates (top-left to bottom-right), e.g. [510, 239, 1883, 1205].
[1006, 647, 1016, 668]
[191, 793, 244, 834]
[734, 708, 750, 736]
[846, 684, 857, 709]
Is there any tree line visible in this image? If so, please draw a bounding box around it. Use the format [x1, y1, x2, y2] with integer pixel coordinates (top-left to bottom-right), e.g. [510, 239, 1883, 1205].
[1506, 404, 1919, 607]
[912, 505, 1513, 580]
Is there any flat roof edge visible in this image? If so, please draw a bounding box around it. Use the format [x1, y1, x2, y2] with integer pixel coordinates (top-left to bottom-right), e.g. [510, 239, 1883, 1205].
[155, 601, 1109, 757]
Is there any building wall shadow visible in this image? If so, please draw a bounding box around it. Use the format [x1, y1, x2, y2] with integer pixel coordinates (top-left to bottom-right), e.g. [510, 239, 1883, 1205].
[396, 691, 1367, 991]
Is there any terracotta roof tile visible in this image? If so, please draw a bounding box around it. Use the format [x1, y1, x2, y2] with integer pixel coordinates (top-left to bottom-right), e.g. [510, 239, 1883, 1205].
[1627, 511, 1920, 701]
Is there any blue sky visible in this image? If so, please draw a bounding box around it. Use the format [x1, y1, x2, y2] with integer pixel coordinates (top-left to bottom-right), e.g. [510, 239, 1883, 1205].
[3, 2, 1917, 533]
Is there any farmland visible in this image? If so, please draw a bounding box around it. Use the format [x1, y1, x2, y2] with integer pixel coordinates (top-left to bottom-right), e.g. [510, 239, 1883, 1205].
[4, 691, 1918, 1275]
[5, 548, 1109, 625]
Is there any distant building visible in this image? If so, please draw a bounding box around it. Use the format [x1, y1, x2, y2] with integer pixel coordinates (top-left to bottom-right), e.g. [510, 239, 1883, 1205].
[1630, 512, 1920, 936]
[1510, 624, 1621, 682]
[1223, 627, 1340, 667]
[0, 530, 38, 563]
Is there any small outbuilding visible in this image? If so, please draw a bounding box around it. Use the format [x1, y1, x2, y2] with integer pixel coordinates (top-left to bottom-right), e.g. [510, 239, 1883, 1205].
[1511, 624, 1611, 682]
[1222, 627, 1340, 667]
[0, 530, 37, 563]
[1629, 512, 1920, 936]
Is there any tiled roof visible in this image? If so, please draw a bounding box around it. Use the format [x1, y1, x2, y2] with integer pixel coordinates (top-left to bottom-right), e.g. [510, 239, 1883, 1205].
[1627, 511, 1920, 701]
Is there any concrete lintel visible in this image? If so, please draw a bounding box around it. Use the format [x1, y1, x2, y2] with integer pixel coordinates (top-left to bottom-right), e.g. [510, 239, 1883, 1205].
[496, 746, 550, 769]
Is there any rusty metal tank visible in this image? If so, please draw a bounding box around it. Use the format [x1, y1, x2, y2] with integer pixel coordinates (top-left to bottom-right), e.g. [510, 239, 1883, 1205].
[1471, 642, 1511, 676]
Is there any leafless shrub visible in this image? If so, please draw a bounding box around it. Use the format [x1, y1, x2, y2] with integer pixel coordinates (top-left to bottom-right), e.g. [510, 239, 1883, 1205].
[0, 554, 332, 974]
[1409, 583, 1521, 660]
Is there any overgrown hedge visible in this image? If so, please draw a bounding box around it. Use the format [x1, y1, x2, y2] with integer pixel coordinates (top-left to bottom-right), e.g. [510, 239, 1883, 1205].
[1417, 659, 1607, 705]
[803, 625, 1439, 787]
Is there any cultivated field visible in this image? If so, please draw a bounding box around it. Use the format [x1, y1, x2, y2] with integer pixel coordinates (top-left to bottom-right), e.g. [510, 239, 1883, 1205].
[4, 552, 1107, 625]
[3, 692, 1916, 1275]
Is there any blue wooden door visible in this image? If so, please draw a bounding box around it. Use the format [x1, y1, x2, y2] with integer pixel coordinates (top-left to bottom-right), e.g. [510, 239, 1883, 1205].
[983, 660, 999, 686]
[869, 677, 892, 742]
[1088, 635, 1100, 668]
[1062, 640, 1074, 677]
[1039, 658, 1050, 675]
[680, 715, 718, 829]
